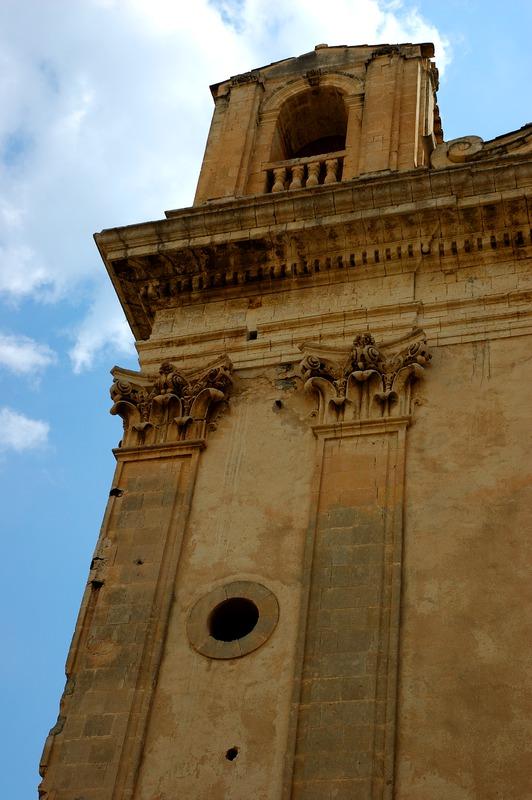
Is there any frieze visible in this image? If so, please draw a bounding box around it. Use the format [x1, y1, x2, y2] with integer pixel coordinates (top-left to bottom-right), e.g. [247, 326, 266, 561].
[299, 329, 431, 423]
[96, 158, 531, 341]
[110, 355, 233, 447]
[230, 71, 260, 87]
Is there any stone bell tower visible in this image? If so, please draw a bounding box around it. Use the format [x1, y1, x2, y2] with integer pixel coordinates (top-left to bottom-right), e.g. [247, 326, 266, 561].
[40, 43, 532, 799]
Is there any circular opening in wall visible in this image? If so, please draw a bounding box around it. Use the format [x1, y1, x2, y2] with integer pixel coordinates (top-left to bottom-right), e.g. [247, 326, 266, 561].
[209, 597, 259, 642]
[225, 746, 239, 761]
[187, 581, 279, 659]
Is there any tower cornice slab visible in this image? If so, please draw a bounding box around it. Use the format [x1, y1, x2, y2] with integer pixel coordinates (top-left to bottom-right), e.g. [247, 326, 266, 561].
[96, 154, 532, 341]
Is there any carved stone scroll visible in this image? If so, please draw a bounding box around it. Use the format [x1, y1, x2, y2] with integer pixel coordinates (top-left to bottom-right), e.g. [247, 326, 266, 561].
[430, 135, 484, 169]
[110, 355, 233, 447]
[430, 126, 532, 169]
[299, 328, 431, 424]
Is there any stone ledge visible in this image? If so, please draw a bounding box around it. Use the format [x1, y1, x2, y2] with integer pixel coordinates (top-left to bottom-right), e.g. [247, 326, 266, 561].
[95, 156, 532, 341]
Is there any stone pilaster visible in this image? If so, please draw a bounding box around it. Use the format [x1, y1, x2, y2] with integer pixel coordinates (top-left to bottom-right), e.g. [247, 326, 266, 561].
[285, 330, 430, 799]
[39, 358, 233, 800]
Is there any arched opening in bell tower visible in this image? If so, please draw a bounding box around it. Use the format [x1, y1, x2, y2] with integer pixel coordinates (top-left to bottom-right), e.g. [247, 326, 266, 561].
[271, 86, 348, 161]
[267, 85, 349, 191]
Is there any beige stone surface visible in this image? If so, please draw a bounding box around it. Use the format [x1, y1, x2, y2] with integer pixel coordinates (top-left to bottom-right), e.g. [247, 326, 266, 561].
[41, 41, 532, 800]
[194, 43, 437, 203]
[135, 375, 314, 799]
[397, 337, 532, 799]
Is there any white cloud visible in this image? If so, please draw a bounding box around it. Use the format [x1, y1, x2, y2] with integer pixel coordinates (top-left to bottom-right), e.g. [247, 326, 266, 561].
[0, 198, 23, 228]
[230, 0, 449, 72]
[0, 332, 57, 376]
[68, 281, 135, 373]
[0, 406, 50, 452]
[0, 0, 449, 369]
[0, 243, 51, 299]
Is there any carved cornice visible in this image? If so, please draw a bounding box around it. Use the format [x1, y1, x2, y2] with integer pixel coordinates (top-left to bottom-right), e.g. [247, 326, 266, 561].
[230, 71, 260, 87]
[95, 156, 532, 341]
[299, 329, 431, 424]
[110, 355, 233, 447]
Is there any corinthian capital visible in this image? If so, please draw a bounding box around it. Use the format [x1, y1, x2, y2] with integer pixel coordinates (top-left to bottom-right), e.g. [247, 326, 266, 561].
[110, 355, 233, 447]
[299, 329, 431, 424]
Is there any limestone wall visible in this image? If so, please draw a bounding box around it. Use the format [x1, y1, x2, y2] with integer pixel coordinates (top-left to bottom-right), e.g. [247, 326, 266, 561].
[131, 334, 532, 799]
[43, 82, 532, 798]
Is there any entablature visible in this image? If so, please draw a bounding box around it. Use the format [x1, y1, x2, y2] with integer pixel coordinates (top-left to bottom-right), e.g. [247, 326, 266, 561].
[95, 155, 532, 341]
[136, 287, 532, 375]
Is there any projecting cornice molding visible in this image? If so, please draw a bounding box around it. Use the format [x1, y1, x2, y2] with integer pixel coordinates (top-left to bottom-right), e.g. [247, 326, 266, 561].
[95, 155, 532, 340]
[299, 328, 431, 424]
[110, 355, 233, 447]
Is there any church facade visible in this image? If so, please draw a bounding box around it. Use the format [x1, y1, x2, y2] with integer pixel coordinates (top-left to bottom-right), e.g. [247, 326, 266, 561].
[40, 43, 532, 799]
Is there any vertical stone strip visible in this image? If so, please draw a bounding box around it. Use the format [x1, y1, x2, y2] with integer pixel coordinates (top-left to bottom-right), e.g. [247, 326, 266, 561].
[289, 420, 407, 799]
[359, 53, 401, 174]
[40, 357, 232, 799]
[343, 94, 365, 179]
[111, 446, 202, 800]
[39, 445, 202, 800]
[283, 330, 429, 800]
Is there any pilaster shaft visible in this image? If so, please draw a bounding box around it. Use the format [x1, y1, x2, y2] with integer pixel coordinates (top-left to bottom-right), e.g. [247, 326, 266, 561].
[39, 358, 233, 800]
[284, 330, 430, 799]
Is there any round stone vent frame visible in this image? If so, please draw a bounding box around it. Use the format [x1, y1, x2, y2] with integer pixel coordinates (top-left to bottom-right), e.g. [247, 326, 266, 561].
[187, 580, 279, 659]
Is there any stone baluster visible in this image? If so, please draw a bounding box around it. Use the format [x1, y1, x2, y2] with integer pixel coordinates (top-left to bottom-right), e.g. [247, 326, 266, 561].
[324, 157, 339, 184]
[289, 164, 305, 190]
[271, 167, 286, 193]
[306, 160, 321, 187]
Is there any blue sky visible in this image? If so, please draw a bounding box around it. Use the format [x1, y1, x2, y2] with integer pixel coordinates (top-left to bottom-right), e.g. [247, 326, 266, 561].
[1, 0, 530, 795]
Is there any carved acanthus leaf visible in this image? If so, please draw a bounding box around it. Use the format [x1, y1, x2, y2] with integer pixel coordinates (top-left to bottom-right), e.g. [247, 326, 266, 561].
[299, 329, 431, 423]
[110, 355, 233, 447]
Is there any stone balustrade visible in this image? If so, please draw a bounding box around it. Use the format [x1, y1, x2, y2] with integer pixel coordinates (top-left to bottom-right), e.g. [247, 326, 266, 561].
[264, 150, 346, 193]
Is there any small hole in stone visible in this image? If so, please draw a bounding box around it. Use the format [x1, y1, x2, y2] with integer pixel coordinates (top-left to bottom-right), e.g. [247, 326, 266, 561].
[226, 747, 239, 761]
[209, 597, 259, 642]
[109, 487, 124, 497]
[247, 330, 258, 341]
[134, 559, 144, 565]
